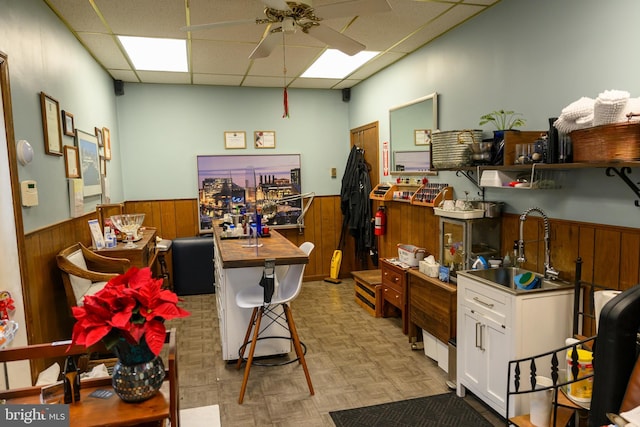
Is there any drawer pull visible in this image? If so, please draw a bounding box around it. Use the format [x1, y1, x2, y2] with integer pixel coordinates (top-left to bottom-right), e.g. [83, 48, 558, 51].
[473, 297, 494, 309]
[475, 322, 485, 351]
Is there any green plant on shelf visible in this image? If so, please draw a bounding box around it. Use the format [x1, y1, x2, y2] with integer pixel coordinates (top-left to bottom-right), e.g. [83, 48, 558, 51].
[479, 110, 526, 130]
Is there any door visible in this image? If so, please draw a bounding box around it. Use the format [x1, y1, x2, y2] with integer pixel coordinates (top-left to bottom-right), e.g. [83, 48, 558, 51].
[0, 51, 30, 387]
[460, 306, 485, 393]
[341, 122, 379, 272]
[483, 313, 509, 414]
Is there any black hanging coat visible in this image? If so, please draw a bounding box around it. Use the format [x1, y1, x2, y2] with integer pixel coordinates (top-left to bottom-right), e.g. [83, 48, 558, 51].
[340, 146, 374, 266]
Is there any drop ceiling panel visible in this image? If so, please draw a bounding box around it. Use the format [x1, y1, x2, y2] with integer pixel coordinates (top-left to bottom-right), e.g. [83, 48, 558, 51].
[45, 0, 105, 33]
[95, 0, 186, 38]
[191, 40, 255, 74]
[135, 71, 192, 84]
[76, 33, 131, 70]
[193, 74, 245, 86]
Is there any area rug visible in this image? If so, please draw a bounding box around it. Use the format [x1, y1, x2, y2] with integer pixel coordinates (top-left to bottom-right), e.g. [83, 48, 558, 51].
[329, 393, 494, 427]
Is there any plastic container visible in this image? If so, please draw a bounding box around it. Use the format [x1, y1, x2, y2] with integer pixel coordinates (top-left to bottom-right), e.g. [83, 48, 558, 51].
[397, 244, 426, 267]
[566, 348, 594, 403]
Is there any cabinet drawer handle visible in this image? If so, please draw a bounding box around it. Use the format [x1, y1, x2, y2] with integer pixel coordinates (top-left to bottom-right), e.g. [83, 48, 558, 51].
[473, 297, 494, 309]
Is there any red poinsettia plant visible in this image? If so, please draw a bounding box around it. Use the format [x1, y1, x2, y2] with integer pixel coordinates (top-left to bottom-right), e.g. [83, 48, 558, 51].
[70, 267, 190, 356]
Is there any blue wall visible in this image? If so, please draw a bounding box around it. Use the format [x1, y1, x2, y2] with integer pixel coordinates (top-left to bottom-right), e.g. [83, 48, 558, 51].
[0, 0, 122, 232]
[3, 0, 640, 232]
[351, 0, 640, 228]
[115, 84, 349, 201]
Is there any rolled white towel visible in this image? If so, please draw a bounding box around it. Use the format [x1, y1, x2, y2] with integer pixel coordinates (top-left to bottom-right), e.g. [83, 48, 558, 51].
[560, 96, 595, 121]
[554, 115, 592, 134]
[593, 96, 628, 126]
[597, 89, 630, 103]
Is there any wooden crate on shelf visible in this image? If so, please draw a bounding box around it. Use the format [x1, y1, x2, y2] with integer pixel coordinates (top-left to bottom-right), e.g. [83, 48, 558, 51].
[503, 130, 546, 166]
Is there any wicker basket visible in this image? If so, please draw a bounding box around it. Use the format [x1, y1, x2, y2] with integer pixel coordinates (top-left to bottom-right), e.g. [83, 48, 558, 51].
[432, 129, 482, 169]
[570, 121, 640, 162]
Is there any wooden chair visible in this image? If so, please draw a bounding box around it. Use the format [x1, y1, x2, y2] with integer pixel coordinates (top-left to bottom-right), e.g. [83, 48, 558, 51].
[0, 328, 178, 427]
[56, 242, 131, 311]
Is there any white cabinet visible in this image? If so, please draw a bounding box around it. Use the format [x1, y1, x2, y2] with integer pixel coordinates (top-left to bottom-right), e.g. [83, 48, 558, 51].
[456, 273, 573, 418]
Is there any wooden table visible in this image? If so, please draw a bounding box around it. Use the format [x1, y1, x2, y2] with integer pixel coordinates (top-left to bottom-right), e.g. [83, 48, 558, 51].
[6, 380, 170, 426]
[0, 329, 177, 427]
[93, 227, 158, 270]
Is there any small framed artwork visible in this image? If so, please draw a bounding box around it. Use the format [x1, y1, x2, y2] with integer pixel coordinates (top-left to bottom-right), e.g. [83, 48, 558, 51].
[63, 145, 80, 178]
[224, 131, 246, 149]
[95, 127, 103, 147]
[76, 130, 102, 197]
[62, 110, 75, 137]
[102, 127, 112, 160]
[415, 129, 432, 146]
[254, 131, 276, 148]
[40, 92, 63, 156]
[100, 157, 107, 176]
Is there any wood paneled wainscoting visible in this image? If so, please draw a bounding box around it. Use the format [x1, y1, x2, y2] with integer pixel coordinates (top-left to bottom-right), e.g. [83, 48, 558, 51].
[20, 195, 638, 379]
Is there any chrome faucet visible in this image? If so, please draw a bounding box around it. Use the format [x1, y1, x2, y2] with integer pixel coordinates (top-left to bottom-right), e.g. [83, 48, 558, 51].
[517, 207, 560, 280]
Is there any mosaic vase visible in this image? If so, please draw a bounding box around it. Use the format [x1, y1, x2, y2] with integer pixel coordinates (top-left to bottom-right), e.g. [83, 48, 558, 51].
[111, 338, 165, 403]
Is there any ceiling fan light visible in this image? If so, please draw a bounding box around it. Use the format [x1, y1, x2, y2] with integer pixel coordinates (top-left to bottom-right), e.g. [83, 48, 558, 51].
[282, 17, 296, 33]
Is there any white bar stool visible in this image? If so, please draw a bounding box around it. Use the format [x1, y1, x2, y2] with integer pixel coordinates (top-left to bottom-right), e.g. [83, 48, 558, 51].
[235, 242, 315, 404]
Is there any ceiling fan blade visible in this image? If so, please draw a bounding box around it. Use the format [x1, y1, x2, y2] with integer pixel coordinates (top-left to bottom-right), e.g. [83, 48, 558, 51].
[261, 0, 290, 11]
[249, 31, 282, 59]
[313, 0, 391, 20]
[307, 24, 365, 56]
[181, 18, 257, 32]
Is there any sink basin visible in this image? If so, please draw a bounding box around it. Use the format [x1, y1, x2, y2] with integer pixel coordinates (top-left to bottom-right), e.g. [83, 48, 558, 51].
[457, 267, 573, 294]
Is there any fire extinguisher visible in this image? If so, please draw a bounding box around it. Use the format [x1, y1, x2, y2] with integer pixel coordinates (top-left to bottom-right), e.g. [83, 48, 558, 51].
[374, 206, 386, 236]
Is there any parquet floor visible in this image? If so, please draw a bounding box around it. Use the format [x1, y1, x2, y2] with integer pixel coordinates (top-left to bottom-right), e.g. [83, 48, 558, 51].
[166, 279, 505, 426]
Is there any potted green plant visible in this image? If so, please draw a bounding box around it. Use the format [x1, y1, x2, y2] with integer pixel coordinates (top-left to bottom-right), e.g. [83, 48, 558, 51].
[479, 110, 526, 165]
[479, 109, 526, 130]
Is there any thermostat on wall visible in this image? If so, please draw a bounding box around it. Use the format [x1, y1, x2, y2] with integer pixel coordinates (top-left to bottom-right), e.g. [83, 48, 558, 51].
[20, 180, 38, 207]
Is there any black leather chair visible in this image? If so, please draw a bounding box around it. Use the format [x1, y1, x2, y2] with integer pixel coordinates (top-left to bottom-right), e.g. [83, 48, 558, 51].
[589, 284, 640, 427]
[171, 236, 215, 296]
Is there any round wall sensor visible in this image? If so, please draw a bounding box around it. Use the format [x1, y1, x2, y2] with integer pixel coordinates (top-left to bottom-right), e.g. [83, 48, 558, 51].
[17, 139, 34, 165]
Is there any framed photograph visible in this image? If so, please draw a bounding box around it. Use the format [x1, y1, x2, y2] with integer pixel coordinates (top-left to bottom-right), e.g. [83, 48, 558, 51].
[63, 145, 80, 178]
[224, 131, 246, 149]
[102, 127, 112, 160]
[254, 131, 276, 148]
[197, 154, 302, 233]
[76, 130, 102, 197]
[62, 110, 75, 137]
[95, 127, 103, 147]
[40, 92, 63, 156]
[415, 129, 432, 146]
[100, 157, 107, 176]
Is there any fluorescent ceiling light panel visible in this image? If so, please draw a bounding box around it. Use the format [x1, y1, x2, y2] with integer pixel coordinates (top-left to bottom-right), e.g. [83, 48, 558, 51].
[118, 36, 188, 72]
[301, 49, 379, 79]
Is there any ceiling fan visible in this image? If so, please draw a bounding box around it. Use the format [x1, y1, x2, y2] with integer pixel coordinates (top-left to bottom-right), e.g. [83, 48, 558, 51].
[181, 0, 392, 59]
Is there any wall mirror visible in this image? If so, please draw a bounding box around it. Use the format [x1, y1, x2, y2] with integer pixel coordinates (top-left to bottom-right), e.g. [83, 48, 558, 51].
[389, 92, 438, 173]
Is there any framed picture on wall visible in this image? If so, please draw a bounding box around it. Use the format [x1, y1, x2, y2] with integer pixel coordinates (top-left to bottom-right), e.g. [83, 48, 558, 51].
[76, 130, 102, 197]
[415, 129, 432, 146]
[100, 156, 106, 176]
[63, 145, 80, 178]
[62, 110, 75, 137]
[196, 154, 302, 233]
[254, 131, 276, 148]
[95, 126, 103, 147]
[102, 127, 112, 160]
[224, 131, 246, 149]
[39, 92, 63, 156]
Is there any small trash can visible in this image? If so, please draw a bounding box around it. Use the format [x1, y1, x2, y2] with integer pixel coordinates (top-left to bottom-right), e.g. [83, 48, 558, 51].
[447, 338, 457, 389]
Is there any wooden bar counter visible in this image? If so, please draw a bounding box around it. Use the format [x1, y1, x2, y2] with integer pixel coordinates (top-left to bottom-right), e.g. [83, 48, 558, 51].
[212, 225, 309, 360]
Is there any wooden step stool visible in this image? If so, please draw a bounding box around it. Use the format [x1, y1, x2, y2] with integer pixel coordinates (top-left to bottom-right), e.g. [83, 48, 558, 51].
[351, 269, 382, 317]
